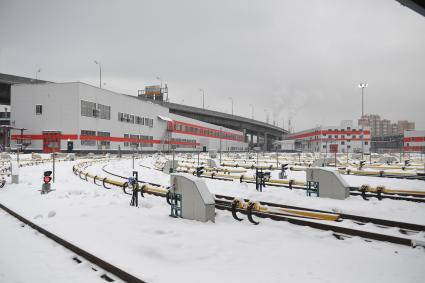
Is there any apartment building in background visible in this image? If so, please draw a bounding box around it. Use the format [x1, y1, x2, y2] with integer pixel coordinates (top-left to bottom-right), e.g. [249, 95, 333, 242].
[358, 114, 415, 137]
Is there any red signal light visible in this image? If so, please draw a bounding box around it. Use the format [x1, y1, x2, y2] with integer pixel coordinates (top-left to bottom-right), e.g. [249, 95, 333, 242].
[44, 176, 52, 184]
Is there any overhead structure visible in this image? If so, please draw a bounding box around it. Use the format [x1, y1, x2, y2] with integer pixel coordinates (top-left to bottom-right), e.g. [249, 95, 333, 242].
[396, 0, 425, 17]
[160, 101, 287, 151]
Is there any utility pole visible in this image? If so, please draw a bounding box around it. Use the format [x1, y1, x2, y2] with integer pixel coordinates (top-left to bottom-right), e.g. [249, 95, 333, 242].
[228, 97, 233, 115]
[35, 69, 41, 83]
[249, 104, 254, 119]
[200, 89, 205, 110]
[94, 60, 102, 88]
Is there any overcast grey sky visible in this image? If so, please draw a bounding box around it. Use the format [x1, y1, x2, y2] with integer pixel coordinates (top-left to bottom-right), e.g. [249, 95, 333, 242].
[1, 0, 424, 131]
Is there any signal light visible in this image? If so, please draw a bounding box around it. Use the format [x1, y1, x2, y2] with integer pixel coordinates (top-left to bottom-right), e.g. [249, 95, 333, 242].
[43, 171, 52, 184]
[196, 166, 205, 177]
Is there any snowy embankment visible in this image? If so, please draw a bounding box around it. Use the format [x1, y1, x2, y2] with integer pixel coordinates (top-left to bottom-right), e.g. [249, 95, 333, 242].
[0, 158, 424, 283]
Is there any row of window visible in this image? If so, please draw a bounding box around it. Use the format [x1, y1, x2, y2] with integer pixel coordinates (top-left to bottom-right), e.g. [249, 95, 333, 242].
[173, 123, 244, 142]
[123, 134, 154, 147]
[323, 133, 363, 138]
[118, 112, 154, 128]
[322, 141, 369, 148]
[80, 130, 111, 147]
[171, 138, 197, 148]
[81, 100, 111, 120]
[80, 100, 154, 128]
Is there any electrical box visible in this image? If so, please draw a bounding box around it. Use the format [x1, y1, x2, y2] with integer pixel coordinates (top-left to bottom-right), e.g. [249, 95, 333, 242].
[206, 158, 218, 168]
[163, 160, 179, 174]
[209, 149, 217, 158]
[306, 168, 350, 200]
[11, 161, 19, 184]
[312, 157, 340, 167]
[169, 174, 215, 222]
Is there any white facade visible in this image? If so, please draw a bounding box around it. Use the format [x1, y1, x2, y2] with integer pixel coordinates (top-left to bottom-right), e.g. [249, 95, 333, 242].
[10, 82, 247, 152]
[403, 130, 425, 152]
[283, 121, 371, 153]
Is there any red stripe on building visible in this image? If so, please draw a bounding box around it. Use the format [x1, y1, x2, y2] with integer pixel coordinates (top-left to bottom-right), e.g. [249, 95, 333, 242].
[403, 146, 425, 152]
[172, 129, 242, 142]
[79, 135, 200, 146]
[11, 134, 78, 140]
[172, 120, 244, 142]
[403, 137, 425, 142]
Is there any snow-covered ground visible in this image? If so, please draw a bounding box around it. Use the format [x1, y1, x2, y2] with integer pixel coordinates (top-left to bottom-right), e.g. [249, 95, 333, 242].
[0, 209, 122, 283]
[1, 156, 425, 283]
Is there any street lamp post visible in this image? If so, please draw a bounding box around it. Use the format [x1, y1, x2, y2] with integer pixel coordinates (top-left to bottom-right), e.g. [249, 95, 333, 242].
[156, 76, 163, 89]
[264, 109, 269, 124]
[199, 89, 205, 110]
[228, 97, 233, 115]
[249, 104, 254, 119]
[94, 60, 102, 88]
[35, 69, 41, 83]
[358, 82, 368, 160]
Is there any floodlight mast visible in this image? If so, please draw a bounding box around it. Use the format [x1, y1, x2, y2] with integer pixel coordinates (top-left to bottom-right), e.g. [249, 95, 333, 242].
[358, 83, 368, 159]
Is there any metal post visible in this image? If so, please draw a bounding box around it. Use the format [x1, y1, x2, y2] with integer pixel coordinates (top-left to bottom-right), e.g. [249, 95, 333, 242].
[334, 151, 337, 167]
[200, 89, 205, 110]
[52, 152, 55, 183]
[197, 150, 200, 167]
[249, 104, 254, 119]
[346, 148, 349, 164]
[276, 150, 279, 169]
[219, 127, 222, 165]
[172, 149, 175, 172]
[132, 152, 135, 170]
[94, 60, 102, 88]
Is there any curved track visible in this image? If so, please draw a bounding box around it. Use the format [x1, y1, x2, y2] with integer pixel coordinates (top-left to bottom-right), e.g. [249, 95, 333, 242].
[73, 159, 425, 248]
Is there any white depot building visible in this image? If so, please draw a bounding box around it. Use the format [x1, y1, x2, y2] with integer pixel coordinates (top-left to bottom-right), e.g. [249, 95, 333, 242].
[10, 82, 247, 153]
[280, 120, 371, 153]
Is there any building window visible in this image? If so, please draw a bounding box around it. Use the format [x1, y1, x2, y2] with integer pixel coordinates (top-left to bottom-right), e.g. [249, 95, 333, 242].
[365, 141, 369, 145]
[347, 145, 351, 149]
[124, 134, 129, 147]
[97, 131, 110, 147]
[130, 134, 139, 148]
[341, 141, 345, 145]
[81, 130, 96, 146]
[145, 118, 153, 128]
[97, 104, 111, 120]
[35, 104, 42, 115]
[135, 116, 144, 125]
[81, 100, 97, 117]
[323, 145, 326, 149]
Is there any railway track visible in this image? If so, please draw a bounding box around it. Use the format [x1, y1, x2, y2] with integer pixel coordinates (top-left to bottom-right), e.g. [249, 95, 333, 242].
[72, 160, 425, 248]
[0, 202, 146, 283]
[171, 165, 425, 203]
